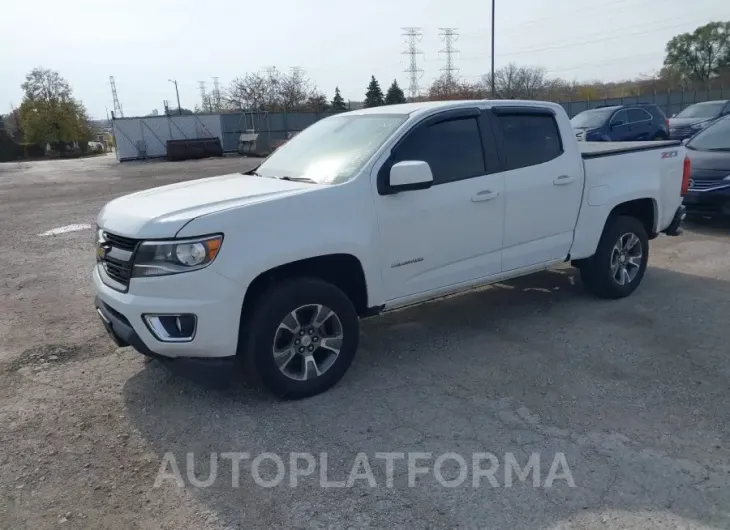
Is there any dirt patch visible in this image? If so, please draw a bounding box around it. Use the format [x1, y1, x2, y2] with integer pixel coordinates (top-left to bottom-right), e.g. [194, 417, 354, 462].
[6, 343, 96, 372]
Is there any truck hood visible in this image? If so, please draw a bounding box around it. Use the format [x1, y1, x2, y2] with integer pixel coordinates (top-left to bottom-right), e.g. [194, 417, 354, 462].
[687, 149, 730, 180]
[669, 117, 711, 128]
[97, 173, 319, 238]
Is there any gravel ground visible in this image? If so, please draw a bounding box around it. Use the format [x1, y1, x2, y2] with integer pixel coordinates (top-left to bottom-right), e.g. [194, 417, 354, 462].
[1, 154, 729, 529]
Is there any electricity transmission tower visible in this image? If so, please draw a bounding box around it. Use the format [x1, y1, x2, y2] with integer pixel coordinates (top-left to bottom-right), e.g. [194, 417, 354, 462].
[438, 28, 460, 84]
[199, 81, 209, 112]
[401, 27, 424, 100]
[212, 77, 221, 112]
[109, 76, 123, 118]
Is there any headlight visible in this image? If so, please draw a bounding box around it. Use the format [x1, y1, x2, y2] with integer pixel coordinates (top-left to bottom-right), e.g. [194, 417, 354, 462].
[132, 235, 223, 277]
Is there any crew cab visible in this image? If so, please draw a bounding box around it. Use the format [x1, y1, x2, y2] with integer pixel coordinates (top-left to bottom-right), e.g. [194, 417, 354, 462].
[94, 100, 689, 398]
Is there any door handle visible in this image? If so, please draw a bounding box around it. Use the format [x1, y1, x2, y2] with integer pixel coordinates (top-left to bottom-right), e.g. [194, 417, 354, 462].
[553, 175, 575, 186]
[471, 190, 499, 202]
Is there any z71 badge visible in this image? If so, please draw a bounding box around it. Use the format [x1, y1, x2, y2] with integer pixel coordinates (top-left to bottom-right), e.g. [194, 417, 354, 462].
[661, 150, 678, 159]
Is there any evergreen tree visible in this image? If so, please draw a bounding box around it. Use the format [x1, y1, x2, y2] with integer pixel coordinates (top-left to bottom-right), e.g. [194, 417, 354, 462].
[364, 76, 385, 108]
[385, 80, 407, 105]
[331, 86, 347, 111]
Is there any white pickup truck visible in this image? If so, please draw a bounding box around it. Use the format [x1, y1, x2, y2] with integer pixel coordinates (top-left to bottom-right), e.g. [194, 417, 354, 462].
[94, 100, 689, 398]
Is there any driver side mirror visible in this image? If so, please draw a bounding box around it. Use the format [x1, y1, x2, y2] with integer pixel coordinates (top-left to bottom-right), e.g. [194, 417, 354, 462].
[385, 161, 433, 194]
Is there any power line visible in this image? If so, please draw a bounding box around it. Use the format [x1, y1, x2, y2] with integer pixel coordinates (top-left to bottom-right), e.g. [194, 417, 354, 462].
[460, 14, 730, 61]
[438, 28, 460, 84]
[460, 0, 647, 37]
[401, 27, 425, 99]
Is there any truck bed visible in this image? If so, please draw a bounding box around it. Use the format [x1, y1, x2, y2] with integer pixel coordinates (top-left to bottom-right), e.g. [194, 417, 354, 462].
[580, 140, 682, 159]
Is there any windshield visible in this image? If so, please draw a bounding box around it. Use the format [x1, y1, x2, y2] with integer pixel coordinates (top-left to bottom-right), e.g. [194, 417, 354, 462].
[570, 108, 614, 129]
[686, 116, 730, 151]
[255, 114, 408, 184]
[676, 102, 726, 119]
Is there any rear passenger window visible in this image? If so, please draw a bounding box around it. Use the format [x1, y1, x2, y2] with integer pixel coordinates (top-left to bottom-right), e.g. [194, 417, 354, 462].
[393, 117, 486, 185]
[496, 114, 563, 171]
[628, 108, 651, 122]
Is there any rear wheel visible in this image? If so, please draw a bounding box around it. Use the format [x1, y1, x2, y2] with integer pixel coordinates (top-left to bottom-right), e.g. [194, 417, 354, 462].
[580, 216, 649, 299]
[652, 131, 668, 140]
[240, 278, 359, 398]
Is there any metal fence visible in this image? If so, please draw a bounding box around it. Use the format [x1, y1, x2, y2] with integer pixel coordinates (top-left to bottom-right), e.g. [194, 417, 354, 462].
[113, 87, 729, 161]
[555, 87, 727, 118]
[219, 111, 337, 153]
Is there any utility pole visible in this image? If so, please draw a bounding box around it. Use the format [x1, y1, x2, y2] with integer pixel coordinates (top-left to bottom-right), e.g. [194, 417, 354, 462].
[438, 28, 460, 86]
[109, 76, 123, 118]
[491, 0, 496, 98]
[401, 27, 424, 100]
[169, 79, 182, 115]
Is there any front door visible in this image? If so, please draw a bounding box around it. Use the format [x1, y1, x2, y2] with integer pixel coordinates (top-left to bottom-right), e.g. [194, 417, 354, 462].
[374, 109, 505, 301]
[609, 109, 633, 141]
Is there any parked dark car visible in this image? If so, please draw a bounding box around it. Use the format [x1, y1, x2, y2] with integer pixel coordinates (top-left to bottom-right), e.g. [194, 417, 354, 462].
[669, 100, 730, 140]
[570, 104, 669, 142]
[682, 115, 730, 217]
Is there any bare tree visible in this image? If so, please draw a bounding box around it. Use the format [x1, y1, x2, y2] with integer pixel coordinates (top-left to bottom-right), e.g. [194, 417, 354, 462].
[225, 67, 320, 112]
[481, 63, 547, 99]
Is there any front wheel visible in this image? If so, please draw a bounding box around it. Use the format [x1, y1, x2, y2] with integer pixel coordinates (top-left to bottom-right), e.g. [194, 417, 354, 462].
[580, 215, 649, 299]
[240, 278, 359, 399]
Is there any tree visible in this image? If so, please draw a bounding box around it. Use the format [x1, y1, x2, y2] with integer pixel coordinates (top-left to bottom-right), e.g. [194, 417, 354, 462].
[481, 63, 548, 99]
[18, 68, 90, 150]
[364, 76, 384, 107]
[166, 107, 194, 116]
[331, 87, 347, 111]
[225, 67, 319, 112]
[663, 22, 730, 83]
[305, 93, 329, 112]
[385, 80, 406, 105]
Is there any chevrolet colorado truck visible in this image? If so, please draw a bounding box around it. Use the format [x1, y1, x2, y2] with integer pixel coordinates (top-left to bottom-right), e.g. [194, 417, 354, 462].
[94, 100, 689, 398]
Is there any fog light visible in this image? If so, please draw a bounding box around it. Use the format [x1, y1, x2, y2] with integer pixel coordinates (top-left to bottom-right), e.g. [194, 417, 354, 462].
[143, 314, 197, 342]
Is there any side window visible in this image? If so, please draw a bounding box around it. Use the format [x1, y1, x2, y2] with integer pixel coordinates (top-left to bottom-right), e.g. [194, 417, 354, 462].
[611, 109, 629, 125]
[496, 113, 563, 171]
[392, 117, 486, 185]
[628, 108, 651, 123]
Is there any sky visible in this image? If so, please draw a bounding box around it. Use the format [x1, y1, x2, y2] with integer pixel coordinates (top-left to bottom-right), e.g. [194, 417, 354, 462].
[1, 0, 728, 119]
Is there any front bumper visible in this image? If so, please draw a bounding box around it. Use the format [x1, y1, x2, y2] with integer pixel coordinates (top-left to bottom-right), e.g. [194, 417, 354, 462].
[93, 265, 243, 361]
[683, 189, 730, 217]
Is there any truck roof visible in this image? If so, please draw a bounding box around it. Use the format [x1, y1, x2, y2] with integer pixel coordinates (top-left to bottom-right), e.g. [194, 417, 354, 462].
[346, 99, 563, 118]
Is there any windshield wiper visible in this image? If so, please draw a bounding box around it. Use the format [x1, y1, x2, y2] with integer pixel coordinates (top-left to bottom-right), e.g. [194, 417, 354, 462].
[707, 147, 730, 152]
[277, 175, 317, 183]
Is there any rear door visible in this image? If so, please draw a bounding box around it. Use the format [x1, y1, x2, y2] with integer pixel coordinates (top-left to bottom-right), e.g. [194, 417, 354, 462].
[494, 107, 585, 271]
[375, 108, 505, 301]
[627, 107, 654, 140]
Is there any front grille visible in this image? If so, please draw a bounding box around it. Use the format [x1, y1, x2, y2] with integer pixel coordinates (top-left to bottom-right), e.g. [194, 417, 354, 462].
[103, 231, 138, 251]
[671, 126, 693, 137]
[688, 179, 730, 191]
[99, 231, 139, 290]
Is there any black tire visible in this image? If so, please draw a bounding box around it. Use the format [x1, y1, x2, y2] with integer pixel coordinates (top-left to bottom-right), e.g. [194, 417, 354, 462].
[580, 215, 649, 299]
[652, 131, 668, 141]
[240, 278, 359, 399]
